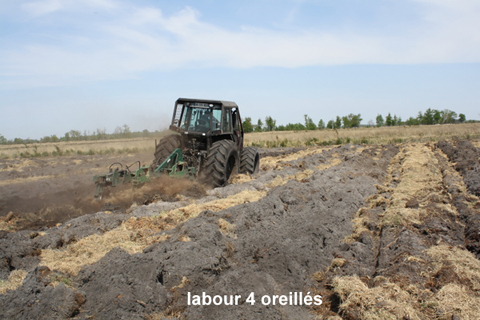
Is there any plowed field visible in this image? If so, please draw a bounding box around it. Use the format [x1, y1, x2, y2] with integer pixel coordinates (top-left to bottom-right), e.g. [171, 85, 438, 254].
[1, 140, 480, 320]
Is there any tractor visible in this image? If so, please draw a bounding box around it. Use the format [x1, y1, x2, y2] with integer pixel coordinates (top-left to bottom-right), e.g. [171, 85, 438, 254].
[93, 98, 260, 198]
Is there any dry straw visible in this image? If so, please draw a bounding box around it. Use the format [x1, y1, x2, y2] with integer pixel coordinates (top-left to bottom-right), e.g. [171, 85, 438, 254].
[332, 275, 422, 320]
[244, 123, 480, 148]
[0, 270, 28, 294]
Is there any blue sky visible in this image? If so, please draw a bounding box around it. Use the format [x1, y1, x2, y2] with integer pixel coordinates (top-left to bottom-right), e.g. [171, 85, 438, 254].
[1, 0, 479, 140]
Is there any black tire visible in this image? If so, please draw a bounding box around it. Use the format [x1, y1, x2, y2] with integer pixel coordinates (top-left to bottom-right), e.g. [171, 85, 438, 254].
[240, 147, 260, 174]
[203, 140, 239, 187]
[153, 134, 182, 166]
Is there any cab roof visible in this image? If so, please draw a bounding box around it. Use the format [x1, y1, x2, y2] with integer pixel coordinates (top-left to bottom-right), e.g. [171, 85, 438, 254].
[176, 98, 238, 108]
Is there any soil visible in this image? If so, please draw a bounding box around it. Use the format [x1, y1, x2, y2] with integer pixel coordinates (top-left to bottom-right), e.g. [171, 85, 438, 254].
[0, 152, 153, 230]
[0, 152, 210, 231]
[0, 141, 479, 319]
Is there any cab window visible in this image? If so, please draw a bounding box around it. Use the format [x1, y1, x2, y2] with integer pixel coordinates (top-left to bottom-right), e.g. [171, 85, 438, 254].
[222, 108, 232, 132]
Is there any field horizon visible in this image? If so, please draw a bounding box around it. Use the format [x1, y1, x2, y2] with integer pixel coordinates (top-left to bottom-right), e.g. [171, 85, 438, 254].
[1, 122, 479, 159]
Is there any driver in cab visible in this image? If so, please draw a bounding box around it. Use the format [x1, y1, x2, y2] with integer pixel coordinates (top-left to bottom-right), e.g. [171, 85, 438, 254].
[196, 110, 211, 132]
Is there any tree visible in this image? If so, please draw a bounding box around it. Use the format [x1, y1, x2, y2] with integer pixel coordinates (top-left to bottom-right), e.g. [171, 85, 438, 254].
[342, 116, 351, 128]
[416, 111, 423, 124]
[122, 124, 131, 137]
[285, 123, 306, 131]
[385, 113, 393, 126]
[0, 134, 7, 144]
[351, 114, 362, 127]
[405, 117, 419, 126]
[376, 114, 384, 127]
[422, 108, 435, 125]
[304, 114, 316, 130]
[442, 109, 457, 124]
[342, 113, 362, 128]
[327, 120, 334, 129]
[433, 109, 442, 124]
[335, 116, 342, 129]
[68, 130, 81, 140]
[459, 113, 466, 123]
[393, 115, 399, 126]
[265, 116, 276, 131]
[95, 128, 107, 140]
[318, 119, 325, 130]
[255, 119, 263, 132]
[243, 117, 254, 133]
[114, 126, 122, 138]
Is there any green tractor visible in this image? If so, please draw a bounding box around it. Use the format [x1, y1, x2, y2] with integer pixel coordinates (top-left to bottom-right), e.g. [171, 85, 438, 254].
[93, 98, 260, 198]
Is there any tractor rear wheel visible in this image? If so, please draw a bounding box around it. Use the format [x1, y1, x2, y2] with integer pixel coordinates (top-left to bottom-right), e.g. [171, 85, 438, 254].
[153, 134, 182, 166]
[240, 147, 260, 174]
[203, 140, 239, 187]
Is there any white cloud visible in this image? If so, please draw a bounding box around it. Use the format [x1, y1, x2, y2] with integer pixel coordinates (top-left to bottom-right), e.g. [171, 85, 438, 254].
[408, 0, 480, 62]
[21, 0, 116, 16]
[2, 0, 480, 88]
[101, 2, 480, 67]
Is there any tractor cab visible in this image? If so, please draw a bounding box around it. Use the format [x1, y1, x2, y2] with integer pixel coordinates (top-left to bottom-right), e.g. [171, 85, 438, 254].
[169, 98, 244, 152]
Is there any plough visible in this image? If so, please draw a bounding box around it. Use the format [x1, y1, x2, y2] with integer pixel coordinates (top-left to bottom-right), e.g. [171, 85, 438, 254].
[93, 149, 195, 199]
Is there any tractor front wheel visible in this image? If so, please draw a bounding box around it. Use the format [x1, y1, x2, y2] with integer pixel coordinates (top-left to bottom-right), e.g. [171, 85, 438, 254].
[203, 140, 239, 187]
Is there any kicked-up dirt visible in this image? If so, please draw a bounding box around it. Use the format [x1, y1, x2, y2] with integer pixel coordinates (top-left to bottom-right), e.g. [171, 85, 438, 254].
[0, 152, 209, 231]
[0, 140, 479, 319]
[0, 152, 153, 230]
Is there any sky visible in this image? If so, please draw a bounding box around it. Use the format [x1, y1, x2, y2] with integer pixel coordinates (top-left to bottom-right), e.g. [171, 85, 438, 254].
[1, 0, 479, 140]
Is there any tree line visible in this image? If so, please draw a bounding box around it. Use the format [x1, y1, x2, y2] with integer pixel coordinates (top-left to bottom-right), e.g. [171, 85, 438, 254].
[242, 113, 363, 132]
[0, 108, 472, 145]
[0, 125, 164, 145]
[242, 108, 469, 133]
